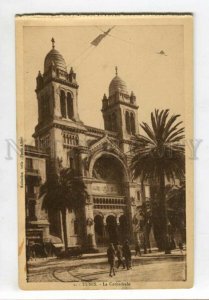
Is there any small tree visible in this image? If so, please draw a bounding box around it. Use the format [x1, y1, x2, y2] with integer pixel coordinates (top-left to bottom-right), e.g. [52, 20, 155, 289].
[41, 161, 88, 251]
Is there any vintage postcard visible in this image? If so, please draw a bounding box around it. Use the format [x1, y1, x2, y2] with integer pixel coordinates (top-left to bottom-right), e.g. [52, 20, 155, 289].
[16, 14, 193, 289]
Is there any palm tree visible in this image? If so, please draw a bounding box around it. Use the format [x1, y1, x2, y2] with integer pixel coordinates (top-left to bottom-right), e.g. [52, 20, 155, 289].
[40, 161, 88, 252]
[131, 109, 185, 254]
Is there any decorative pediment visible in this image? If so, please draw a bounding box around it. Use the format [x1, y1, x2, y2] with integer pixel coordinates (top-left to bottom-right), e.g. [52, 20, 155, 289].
[89, 134, 125, 159]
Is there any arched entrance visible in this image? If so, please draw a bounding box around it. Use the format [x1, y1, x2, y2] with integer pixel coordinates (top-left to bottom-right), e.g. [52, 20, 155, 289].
[91, 152, 131, 248]
[119, 215, 128, 242]
[106, 215, 118, 243]
[94, 215, 104, 246]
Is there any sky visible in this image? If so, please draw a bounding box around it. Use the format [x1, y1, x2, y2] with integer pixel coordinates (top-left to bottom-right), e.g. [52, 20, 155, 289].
[23, 25, 184, 144]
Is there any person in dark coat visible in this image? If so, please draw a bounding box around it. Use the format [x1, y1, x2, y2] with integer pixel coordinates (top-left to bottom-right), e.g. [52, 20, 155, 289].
[107, 243, 116, 277]
[122, 240, 132, 270]
[178, 240, 184, 254]
[115, 244, 125, 269]
[135, 240, 142, 256]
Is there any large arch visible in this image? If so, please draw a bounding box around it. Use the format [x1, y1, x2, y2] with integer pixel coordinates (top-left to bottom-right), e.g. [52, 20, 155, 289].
[118, 214, 128, 242]
[94, 215, 104, 246]
[104, 212, 117, 224]
[90, 152, 132, 248]
[106, 215, 118, 243]
[89, 151, 129, 182]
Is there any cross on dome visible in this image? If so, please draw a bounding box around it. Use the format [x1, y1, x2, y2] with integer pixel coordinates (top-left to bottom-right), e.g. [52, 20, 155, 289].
[44, 38, 67, 73]
[51, 37, 55, 49]
[109, 66, 128, 96]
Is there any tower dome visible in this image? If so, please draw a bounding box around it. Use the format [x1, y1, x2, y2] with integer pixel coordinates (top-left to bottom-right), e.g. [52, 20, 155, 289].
[44, 38, 67, 74]
[109, 67, 128, 96]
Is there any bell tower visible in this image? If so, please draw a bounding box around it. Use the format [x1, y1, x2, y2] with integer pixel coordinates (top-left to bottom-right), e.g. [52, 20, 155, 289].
[35, 38, 81, 128]
[102, 67, 139, 140]
[34, 38, 85, 171]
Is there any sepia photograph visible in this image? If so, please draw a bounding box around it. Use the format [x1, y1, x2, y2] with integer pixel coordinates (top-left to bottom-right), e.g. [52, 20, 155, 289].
[16, 14, 193, 289]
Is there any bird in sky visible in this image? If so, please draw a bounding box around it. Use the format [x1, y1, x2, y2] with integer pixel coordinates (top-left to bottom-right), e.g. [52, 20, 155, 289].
[156, 50, 168, 56]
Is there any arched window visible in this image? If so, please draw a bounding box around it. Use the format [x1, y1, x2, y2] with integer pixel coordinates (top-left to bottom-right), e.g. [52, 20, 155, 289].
[104, 116, 109, 130]
[130, 112, 136, 135]
[60, 90, 66, 118]
[125, 111, 130, 134]
[28, 199, 36, 220]
[42, 96, 50, 118]
[106, 215, 118, 242]
[119, 215, 128, 241]
[112, 112, 117, 131]
[46, 96, 50, 117]
[67, 92, 74, 119]
[75, 136, 79, 145]
[108, 115, 112, 131]
[94, 215, 104, 245]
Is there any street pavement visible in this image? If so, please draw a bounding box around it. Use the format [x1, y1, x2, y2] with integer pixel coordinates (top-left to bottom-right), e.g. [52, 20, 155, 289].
[27, 249, 186, 283]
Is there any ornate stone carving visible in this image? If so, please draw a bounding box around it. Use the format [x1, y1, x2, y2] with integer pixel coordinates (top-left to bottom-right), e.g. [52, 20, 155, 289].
[86, 218, 94, 226]
[85, 196, 91, 205]
[82, 157, 89, 176]
[132, 216, 138, 225]
[89, 135, 125, 159]
[130, 196, 135, 205]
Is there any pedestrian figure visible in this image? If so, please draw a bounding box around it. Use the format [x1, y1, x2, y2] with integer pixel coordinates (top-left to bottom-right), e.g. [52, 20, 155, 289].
[140, 231, 147, 254]
[116, 244, 125, 269]
[178, 240, 184, 254]
[107, 243, 116, 277]
[170, 235, 176, 250]
[122, 240, 132, 270]
[135, 240, 142, 256]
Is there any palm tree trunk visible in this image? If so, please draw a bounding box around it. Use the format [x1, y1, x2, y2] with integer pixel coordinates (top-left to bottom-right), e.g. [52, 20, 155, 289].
[141, 178, 146, 253]
[61, 208, 68, 252]
[141, 177, 150, 253]
[159, 172, 171, 254]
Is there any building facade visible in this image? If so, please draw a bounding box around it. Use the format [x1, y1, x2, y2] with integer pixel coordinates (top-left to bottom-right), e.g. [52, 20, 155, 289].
[25, 145, 49, 244]
[25, 40, 152, 251]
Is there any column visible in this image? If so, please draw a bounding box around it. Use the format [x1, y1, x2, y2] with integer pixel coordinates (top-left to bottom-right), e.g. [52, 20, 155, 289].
[82, 191, 97, 252]
[124, 182, 135, 244]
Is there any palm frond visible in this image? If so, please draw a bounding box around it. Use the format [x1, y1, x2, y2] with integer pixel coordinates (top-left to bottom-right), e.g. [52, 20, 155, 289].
[131, 109, 185, 183]
[41, 167, 88, 212]
[162, 114, 181, 141]
[140, 122, 156, 143]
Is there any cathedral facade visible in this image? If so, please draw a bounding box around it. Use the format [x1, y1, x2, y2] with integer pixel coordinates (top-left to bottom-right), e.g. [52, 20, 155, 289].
[25, 40, 152, 251]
